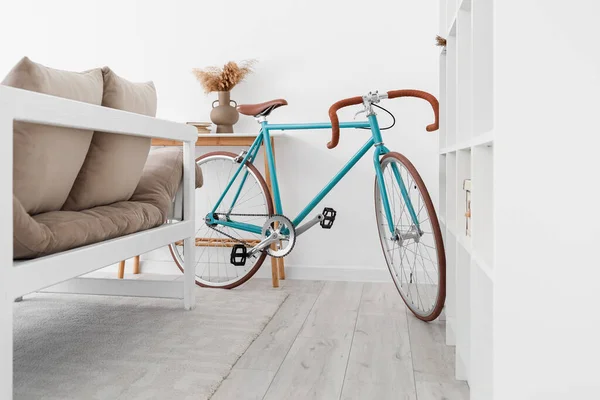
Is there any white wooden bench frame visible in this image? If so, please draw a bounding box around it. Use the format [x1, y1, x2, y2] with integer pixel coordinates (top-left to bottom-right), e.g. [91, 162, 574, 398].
[0, 85, 197, 399]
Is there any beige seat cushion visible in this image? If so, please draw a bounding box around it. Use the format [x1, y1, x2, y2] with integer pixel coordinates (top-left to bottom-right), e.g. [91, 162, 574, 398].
[14, 148, 202, 259]
[63, 67, 157, 211]
[2, 57, 103, 215]
[131, 148, 204, 208]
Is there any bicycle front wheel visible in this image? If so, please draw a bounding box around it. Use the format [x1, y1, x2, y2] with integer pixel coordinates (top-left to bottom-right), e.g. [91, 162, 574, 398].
[374, 152, 446, 321]
[169, 151, 273, 289]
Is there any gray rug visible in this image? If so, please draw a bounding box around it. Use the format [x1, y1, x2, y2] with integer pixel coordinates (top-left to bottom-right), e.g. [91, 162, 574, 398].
[13, 286, 288, 400]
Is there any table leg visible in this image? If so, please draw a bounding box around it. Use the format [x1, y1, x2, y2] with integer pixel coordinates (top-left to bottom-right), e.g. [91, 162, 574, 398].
[264, 139, 280, 288]
[133, 255, 140, 274]
[278, 258, 286, 280]
[117, 260, 125, 279]
[268, 138, 286, 281]
[270, 253, 280, 288]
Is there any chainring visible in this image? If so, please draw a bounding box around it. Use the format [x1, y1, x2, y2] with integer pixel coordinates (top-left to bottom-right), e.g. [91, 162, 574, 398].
[261, 215, 296, 258]
[205, 212, 296, 258]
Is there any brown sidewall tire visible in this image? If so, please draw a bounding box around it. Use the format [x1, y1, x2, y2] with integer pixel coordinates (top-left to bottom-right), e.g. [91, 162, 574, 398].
[169, 151, 274, 289]
[376, 152, 446, 322]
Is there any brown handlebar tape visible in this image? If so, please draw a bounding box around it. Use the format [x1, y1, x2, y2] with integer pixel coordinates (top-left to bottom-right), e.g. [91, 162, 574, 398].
[327, 90, 439, 150]
[327, 96, 363, 149]
[387, 90, 439, 132]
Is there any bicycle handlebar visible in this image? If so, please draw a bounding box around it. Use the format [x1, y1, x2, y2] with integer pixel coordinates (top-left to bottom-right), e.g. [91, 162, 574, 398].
[327, 89, 439, 149]
[327, 96, 363, 149]
[387, 90, 439, 132]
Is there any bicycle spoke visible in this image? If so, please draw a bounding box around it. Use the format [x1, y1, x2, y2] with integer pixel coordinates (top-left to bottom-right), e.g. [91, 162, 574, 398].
[170, 154, 271, 287]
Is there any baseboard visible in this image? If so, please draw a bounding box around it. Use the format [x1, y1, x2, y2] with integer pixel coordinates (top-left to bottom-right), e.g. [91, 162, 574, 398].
[446, 316, 456, 346]
[455, 349, 469, 381]
[254, 264, 393, 282]
[97, 260, 394, 283]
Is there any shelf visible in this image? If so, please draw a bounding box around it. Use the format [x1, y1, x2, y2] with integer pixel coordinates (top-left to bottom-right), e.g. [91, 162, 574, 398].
[472, 252, 494, 283]
[472, 0, 494, 135]
[439, 55, 448, 148]
[445, 225, 473, 256]
[456, 7, 473, 145]
[446, 0, 457, 37]
[455, 234, 472, 380]
[439, 130, 493, 154]
[458, 234, 472, 254]
[472, 130, 494, 147]
[441, 0, 494, 393]
[446, 224, 457, 237]
[447, 13, 457, 38]
[445, 36, 457, 147]
[472, 145, 494, 268]
[444, 0, 471, 38]
[439, 154, 447, 223]
[446, 153, 457, 229]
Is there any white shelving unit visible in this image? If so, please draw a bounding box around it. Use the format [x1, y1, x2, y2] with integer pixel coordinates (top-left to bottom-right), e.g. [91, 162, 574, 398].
[439, 0, 493, 398]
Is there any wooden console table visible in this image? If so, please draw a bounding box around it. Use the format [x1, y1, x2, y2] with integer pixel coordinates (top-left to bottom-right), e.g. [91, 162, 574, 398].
[149, 133, 286, 288]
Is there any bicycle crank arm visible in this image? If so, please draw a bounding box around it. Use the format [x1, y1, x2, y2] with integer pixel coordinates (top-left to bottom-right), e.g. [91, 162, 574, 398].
[248, 231, 280, 256]
[296, 214, 324, 236]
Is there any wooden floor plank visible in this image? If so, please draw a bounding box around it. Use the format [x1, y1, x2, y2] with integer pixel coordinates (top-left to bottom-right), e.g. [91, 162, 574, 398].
[261, 282, 362, 400]
[359, 282, 407, 316]
[210, 369, 275, 400]
[211, 280, 468, 400]
[342, 313, 417, 398]
[408, 316, 457, 383]
[262, 336, 352, 400]
[234, 288, 323, 371]
[340, 282, 416, 399]
[298, 281, 363, 340]
[415, 380, 470, 400]
[340, 379, 416, 400]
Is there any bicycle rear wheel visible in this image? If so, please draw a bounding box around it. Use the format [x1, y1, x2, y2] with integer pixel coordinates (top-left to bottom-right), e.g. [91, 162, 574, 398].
[374, 152, 446, 321]
[169, 151, 273, 288]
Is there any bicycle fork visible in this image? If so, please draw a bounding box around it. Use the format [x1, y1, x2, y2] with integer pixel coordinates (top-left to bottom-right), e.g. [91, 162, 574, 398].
[373, 146, 421, 240]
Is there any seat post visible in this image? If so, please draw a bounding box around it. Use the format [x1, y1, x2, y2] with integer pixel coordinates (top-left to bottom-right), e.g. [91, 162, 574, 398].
[255, 115, 267, 124]
[261, 121, 283, 214]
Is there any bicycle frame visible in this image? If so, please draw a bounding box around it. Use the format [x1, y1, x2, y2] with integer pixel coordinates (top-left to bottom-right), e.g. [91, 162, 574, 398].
[207, 114, 421, 237]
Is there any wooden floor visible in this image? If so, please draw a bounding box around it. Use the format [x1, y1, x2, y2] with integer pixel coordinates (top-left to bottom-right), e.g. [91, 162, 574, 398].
[211, 279, 469, 400]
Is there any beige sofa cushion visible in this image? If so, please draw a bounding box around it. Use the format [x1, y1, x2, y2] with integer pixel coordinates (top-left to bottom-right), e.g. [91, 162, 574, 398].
[2, 57, 103, 215]
[131, 148, 203, 208]
[14, 148, 202, 259]
[63, 67, 157, 211]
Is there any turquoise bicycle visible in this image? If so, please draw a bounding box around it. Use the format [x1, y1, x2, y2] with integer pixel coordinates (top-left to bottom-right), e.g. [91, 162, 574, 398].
[169, 89, 446, 321]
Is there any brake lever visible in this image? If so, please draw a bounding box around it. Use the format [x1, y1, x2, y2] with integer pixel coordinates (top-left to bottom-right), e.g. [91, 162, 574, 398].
[354, 107, 367, 120]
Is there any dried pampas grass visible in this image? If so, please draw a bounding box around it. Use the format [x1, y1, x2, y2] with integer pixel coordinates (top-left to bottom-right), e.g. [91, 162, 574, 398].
[192, 60, 256, 93]
[435, 35, 447, 47]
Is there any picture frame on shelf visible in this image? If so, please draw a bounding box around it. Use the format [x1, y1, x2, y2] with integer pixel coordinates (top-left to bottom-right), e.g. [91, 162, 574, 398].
[463, 178, 471, 236]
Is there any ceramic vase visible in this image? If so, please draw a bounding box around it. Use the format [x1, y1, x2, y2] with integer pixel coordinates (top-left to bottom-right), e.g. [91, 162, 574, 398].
[210, 91, 239, 133]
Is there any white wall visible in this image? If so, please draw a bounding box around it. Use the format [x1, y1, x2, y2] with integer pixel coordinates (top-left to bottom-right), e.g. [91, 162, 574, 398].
[1, 0, 439, 279]
[494, 0, 600, 398]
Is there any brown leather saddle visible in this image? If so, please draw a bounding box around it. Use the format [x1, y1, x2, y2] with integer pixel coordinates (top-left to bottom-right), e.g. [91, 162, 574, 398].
[237, 99, 288, 118]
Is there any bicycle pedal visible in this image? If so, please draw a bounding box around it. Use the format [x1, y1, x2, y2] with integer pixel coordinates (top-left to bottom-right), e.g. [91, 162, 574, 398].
[230, 244, 247, 266]
[320, 207, 337, 229]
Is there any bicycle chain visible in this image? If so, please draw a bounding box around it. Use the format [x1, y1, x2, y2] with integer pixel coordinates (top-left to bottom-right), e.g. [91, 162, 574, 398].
[205, 213, 290, 258]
